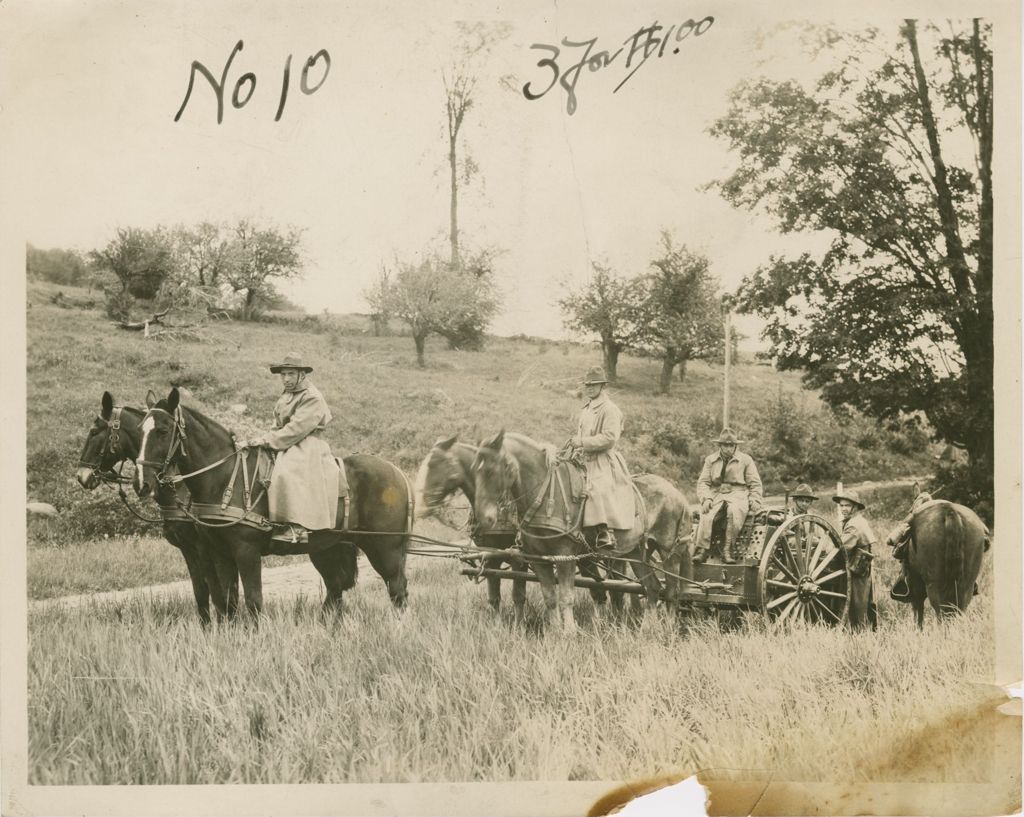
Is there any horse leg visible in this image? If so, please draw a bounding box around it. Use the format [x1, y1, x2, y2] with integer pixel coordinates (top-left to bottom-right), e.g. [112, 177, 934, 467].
[908, 572, 927, 629]
[555, 560, 577, 633]
[361, 536, 409, 610]
[532, 561, 558, 623]
[230, 536, 264, 619]
[165, 523, 210, 625]
[485, 555, 502, 612]
[179, 540, 211, 625]
[309, 535, 357, 618]
[200, 535, 237, 621]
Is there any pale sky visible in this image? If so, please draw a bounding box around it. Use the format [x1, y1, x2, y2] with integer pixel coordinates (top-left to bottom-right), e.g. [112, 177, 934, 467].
[0, 1, 947, 341]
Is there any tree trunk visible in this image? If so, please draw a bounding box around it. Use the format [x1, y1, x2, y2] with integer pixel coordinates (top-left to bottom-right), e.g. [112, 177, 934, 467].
[414, 332, 427, 368]
[242, 288, 256, 321]
[602, 340, 620, 382]
[449, 145, 460, 268]
[677, 357, 688, 383]
[658, 350, 677, 394]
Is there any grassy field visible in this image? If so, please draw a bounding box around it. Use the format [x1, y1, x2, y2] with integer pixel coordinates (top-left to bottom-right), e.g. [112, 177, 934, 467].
[25, 279, 1008, 790]
[27, 553, 999, 785]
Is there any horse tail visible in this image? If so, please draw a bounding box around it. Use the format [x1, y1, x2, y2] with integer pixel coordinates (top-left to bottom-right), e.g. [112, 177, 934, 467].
[942, 507, 965, 613]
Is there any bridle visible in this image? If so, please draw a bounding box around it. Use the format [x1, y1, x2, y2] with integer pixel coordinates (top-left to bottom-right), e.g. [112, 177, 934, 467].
[137, 405, 240, 486]
[77, 407, 132, 484]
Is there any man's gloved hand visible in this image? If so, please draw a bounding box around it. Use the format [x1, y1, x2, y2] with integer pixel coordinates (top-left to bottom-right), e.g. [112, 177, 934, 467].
[701, 499, 712, 515]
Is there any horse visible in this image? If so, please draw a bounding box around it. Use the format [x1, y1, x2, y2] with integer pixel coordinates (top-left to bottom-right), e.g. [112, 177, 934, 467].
[75, 391, 237, 624]
[135, 387, 411, 618]
[414, 436, 528, 618]
[901, 489, 989, 627]
[470, 430, 691, 631]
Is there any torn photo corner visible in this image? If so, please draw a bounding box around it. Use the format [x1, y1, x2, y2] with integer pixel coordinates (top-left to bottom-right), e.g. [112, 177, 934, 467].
[1, 0, 1020, 815]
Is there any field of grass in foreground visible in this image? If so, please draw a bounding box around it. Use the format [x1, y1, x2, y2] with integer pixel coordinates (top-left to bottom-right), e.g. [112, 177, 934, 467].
[28, 553, 1000, 785]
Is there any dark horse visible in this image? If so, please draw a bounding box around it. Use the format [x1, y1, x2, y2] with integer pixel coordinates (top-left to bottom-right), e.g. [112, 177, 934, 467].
[901, 489, 989, 627]
[135, 387, 411, 617]
[471, 431, 691, 631]
[75, 391, 236, 624]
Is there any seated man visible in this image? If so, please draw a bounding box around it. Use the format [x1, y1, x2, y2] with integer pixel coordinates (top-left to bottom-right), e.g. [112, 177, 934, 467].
[884, 491, 932, 600]
[789, 483, 817, 516]
[246, 352, 340, 542]
[572, 366, 635, 553]
[693, 428, 764, 564]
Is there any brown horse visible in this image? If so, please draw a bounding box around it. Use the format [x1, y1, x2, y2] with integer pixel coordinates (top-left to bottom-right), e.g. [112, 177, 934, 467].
[471, 430, 691, 631]
[135, 387, 410, 617]
[902, 491, 989, 627]
[414, 436, 528, 617]
[75, 391, 236, 624]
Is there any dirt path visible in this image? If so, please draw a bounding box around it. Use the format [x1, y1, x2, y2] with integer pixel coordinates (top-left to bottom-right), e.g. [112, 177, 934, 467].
[30, 516, 465, 611]
[30, 480, 922, 611]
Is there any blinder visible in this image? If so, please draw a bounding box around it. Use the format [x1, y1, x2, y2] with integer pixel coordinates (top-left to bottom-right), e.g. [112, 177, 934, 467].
[77, 406, 125, 476]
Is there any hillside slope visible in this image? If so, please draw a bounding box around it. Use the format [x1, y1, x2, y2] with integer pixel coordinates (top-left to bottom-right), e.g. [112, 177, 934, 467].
[27, 281, 933, 543]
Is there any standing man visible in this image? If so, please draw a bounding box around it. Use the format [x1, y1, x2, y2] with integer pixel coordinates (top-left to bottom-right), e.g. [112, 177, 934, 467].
[694, 428, 764, 564]
[247, 352, 341, 542]
[573, 366, 635, 552]
[832, 488, 877, 630]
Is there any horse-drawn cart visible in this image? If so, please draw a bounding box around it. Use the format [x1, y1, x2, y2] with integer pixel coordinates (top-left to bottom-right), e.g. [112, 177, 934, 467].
[459, 507, 852, 625]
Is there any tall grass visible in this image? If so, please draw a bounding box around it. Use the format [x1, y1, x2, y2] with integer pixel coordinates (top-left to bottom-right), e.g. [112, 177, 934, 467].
[28, 554, 997, 785]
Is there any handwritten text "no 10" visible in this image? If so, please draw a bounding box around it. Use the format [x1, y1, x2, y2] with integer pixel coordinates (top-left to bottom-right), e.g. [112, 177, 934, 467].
[173, 40, 331, 124]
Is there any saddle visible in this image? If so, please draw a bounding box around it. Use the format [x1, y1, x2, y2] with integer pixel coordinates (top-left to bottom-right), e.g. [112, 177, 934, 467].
[522, 450, 644, 554]
[522, 453, 587, 534]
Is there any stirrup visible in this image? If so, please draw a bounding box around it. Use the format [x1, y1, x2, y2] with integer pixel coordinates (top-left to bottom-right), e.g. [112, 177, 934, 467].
[890, 577, 911, 602]
[272, 523, 309, 545]
[594, 528, 617, 553]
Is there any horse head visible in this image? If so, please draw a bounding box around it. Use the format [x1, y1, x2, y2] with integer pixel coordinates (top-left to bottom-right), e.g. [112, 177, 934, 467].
[471, 430, 520, 530]
[76, 391, 144, 490]
[136, 387, 184, 499]
[414, 435, 465, 518]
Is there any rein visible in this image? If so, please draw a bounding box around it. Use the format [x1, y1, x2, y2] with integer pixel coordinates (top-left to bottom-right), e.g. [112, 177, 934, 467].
[139, 405, 271, 530]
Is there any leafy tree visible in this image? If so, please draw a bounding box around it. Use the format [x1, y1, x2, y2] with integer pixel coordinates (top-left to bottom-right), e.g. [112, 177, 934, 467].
[89, 227, 177, 319]
[709, 20, 993, 503]
[384, 253, 499, 367]
[633, 234, 723, 394]
[559, 263, 645, 381]
[222, 220, 304, 321]
[26, 244, 88, 286]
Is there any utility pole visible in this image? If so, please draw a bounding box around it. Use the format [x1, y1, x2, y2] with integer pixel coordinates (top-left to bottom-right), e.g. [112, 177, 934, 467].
[722, 295, 733, 428]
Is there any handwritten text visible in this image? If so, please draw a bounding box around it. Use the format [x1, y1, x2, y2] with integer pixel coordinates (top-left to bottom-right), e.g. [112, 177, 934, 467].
[174, 40, 331, 124]
[522, 17, 715, 115]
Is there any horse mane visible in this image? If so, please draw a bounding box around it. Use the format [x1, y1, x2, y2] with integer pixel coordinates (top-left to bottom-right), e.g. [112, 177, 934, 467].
[154, 399, 235, 446]
[503, 431, 557, 462]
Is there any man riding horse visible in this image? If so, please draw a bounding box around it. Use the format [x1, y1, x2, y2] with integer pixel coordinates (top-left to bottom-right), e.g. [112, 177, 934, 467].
[693, 428, 764, 563]
[570, 366, 635, 553]
[241, 352, 341, 543]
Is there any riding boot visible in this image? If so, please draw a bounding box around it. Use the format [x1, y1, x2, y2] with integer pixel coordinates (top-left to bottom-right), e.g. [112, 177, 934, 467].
[717, 512, 734, 564]
[890, 562, 911, 602]
[595, 524, 616, 554]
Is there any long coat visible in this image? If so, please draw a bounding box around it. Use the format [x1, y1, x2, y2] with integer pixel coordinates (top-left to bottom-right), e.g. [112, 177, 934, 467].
[840, 512, 877, 630]
[264, 381, 340, 530]
[576, 392, 635, 529]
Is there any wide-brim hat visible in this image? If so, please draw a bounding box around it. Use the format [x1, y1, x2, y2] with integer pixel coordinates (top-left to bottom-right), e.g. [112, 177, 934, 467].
[832, 489, 865, 510]
[269, 352, 313, 373]
[583, 366, 608, 385]
[792, 483, 818, 500]
[712, 427, 744, 445]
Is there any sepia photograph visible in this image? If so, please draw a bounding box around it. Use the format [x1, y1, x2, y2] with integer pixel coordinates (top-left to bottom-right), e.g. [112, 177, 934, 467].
[1, 0, 1020, 814]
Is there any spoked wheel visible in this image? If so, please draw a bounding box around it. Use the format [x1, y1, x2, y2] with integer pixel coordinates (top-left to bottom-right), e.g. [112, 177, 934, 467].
[758, 514, 849, 626]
